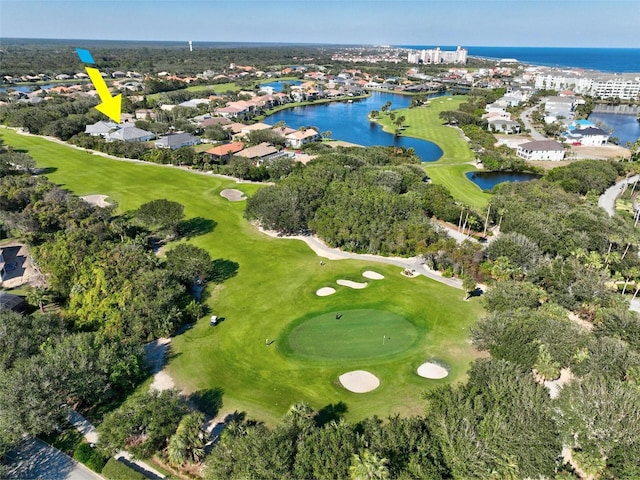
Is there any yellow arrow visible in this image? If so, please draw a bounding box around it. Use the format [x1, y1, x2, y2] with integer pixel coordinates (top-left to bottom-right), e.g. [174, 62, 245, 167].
[85, 66, 121, 124]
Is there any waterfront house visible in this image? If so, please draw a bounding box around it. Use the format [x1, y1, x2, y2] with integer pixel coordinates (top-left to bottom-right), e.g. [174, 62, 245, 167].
[516, 140, 565, 161]
[567, 126, 610, 146]
[286, 128, 320, 149]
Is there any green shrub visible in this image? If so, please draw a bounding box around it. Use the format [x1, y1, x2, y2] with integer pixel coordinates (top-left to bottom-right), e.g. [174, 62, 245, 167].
[73, 443, 108, 473]
[101, 457, 146, 480]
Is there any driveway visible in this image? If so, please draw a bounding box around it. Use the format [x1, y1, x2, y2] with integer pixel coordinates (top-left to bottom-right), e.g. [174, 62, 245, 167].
[3, 438, 103, 480]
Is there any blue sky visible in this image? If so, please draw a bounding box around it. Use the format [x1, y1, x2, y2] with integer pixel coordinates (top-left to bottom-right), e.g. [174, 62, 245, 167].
[1, 0, 638, 48]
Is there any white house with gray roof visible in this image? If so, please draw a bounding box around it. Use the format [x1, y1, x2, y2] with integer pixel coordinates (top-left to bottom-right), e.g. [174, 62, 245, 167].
[154, 132, 200, 150]
[85, 121, 118, 137]
[106, 123, 154, 142]
[516, 140, 565, 161]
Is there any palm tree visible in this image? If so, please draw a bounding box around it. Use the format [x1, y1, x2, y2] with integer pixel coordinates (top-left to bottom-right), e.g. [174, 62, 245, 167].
[168, 412, 206, 466]
[349, 450, 390, 480]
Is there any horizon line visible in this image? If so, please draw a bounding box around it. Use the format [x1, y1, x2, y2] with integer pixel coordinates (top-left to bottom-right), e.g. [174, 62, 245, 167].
[1, 37, 638, 50]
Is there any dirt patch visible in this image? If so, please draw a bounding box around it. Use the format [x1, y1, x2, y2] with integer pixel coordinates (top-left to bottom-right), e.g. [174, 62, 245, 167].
[336, 279, 368, 289]
[80, 194, 111, 208]
[339, 370, 380, 393]
[362, 270, 384, 280]
[220, 189, 246, 201]
[316, 287, 336, 296]
[571, 144, 630, 160]
[417, 362, 449, 379]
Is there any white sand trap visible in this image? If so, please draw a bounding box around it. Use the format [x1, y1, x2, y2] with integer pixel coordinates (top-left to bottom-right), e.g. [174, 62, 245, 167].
[220, 189, 246, 201]
[362, 270, 384, 280]
[337, 279, 368, 289]
[80, 194, 111, 208]
[339, 370, 380, 393]
[417, 362, 449, 379]
[316, 287, 337, 296]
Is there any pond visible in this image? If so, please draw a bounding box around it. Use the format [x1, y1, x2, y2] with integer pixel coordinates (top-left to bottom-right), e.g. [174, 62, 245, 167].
[264, 91, 445, 162]
[466, 171, 541, 190]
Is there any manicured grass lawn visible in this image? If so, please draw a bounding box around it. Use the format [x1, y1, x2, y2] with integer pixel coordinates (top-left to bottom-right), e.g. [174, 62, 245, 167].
[284, 309, 418, 361]
[1, 129, 485, 424]
[376, 96, 490, 210]
[146, 82, 241, 101]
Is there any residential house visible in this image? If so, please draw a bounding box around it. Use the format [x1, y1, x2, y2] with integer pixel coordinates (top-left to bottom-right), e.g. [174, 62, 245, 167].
[516, 140, 565, 161]
[0, 292, 25, 312]
[240, 123, 273, 138]
[237, 142, 281, 163]
[271, 126, 297, 139]
[206, 141, 245, 162]
[488, 119, 521, 134]
[85, 120, 118, 137]
[566, 126, 610, 146]
[154, 132, 200, 150]
[135, 109, 157, 121]
[200, 117, 231, 128]
[107, 123, 155, 142]
[178, 98, 211, 109]
[111, 71, 126, 78]
[286, 129, 320, 149]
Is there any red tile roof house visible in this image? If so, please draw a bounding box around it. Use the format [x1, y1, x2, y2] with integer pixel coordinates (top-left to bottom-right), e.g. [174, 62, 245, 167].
[206, 141, 245, 162]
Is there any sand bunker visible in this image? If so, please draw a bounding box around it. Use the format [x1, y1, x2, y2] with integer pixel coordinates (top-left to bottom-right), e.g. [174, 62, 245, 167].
[362, 270, 384, 280]
[417, 362, 449, 379]
[80, 194, 111, 208]
[337, 279, 368, 289]
[339, 370, 380, 393]
[220, 189, 246, 201]
[316, 287, 337, 296]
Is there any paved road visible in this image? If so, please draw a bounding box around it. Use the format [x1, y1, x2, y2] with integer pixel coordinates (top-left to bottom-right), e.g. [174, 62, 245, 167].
[598, 175, 639, 217]
[519, 106, 547, 141]
[4, 438, 103, 480]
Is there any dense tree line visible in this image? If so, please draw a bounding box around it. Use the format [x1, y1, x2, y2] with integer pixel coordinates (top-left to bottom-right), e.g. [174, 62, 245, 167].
[246, 147, 483, 256]
[0, 150, 219, 465]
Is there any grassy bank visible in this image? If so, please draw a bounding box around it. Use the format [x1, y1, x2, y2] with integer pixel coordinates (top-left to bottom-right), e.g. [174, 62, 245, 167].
[375, 96, 490, 210]
[1, 129, 484, 424]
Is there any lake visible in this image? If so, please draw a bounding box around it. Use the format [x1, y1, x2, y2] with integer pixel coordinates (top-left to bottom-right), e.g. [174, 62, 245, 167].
[259, 80, 302, 92]
[466, 171, 541, 190]
[587, 112, 640, 146]
[264, 91, 444, 162]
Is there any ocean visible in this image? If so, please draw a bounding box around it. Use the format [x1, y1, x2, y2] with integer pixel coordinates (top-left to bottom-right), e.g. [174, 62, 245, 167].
[400, 45, 640, 74]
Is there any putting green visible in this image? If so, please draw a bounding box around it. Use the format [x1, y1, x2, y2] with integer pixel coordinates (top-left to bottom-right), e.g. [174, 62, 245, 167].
[286, 309, 418, 361]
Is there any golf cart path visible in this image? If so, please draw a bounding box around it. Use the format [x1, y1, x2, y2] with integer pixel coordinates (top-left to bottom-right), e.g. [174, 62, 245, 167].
[258, 227, 464, 290]
[599, 174, 639, 217]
